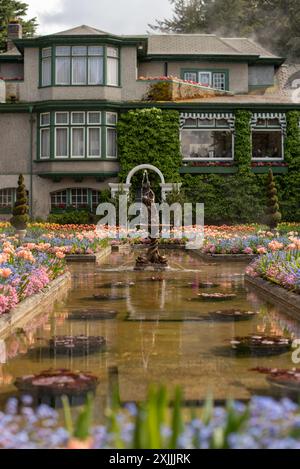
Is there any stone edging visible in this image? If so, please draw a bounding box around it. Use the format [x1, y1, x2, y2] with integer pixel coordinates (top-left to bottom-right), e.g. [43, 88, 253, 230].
[66, 246, 112, 263]
[131, 244, 185, 250]
[0, 272, 72, 339]
[245, 275, 300, 318]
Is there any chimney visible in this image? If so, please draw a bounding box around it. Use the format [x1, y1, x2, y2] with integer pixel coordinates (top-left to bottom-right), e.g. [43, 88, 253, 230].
[6, 19, 23, 52]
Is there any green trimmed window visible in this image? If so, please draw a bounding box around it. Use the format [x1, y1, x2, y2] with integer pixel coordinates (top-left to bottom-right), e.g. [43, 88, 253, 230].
[50, 188, 101, 212]
[252, 118, 284, 160]
[0, 188, 16, 213]
[182, 70, 228, 91]
[38, 111, 118, 160]
[181, 117, 233, 160]
[40, 45, 120, 87]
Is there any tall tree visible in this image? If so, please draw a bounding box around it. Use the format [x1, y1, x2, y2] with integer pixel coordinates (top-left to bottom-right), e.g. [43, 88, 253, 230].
[149, 0, 213, 33]
[0, 0, 38, 52]
[149, 0, 300, 57]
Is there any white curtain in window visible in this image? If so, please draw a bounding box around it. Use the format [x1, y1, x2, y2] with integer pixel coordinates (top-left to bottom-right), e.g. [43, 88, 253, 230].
[42, 58, 51, 86]
[88, 128, 101, 157]
[41, 129, 50, 158]
[107, 128, 117, 157]
[56, 57, 70, 85]
[107, 58, 118, 86]
[88, 57, 103, 84]
[72, 57, 87, 84]
[56, 128, 68, 157]
[72, 128, 85, 157]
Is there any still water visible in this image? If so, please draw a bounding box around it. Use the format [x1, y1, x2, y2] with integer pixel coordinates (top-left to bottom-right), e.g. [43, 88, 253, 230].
[0, 249, 299, 417]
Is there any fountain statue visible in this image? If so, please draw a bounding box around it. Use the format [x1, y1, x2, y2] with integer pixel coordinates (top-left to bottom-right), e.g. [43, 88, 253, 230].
[135, 171, 168, 270]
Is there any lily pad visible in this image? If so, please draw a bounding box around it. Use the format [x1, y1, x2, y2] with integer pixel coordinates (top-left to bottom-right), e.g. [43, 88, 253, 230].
[15, 369, 99, 399]
[209, 309, 257, 322]
[193, 293, 237, 302]
[231, 335, 292, 356]
[68, 310, 118, 321]
[48, 335, 106, 355]
[96, 282, 135, 289]
[91, 295, 127, 301]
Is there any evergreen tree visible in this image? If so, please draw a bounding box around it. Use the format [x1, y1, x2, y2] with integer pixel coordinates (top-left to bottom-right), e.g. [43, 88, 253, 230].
[149, 0, 212, 33]
[149, 0, 300, 56]
[0, 0, 38, 52]
[265, 169, 282, 230]
[11, 174, 29, 230]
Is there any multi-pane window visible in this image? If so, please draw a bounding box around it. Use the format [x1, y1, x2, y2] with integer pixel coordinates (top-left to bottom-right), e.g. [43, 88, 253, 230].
[40, 113, 51, 159]
[41, 45, 119, 87]
[181, 118, 233, 160]
[106, 112, 118, 158]
[41, 48, 52, 87]
[212, 73, 226, 91]
[39, 111, 117, 159]
[50, 190, 67, 209]
[183, 70, 228, 90]
[0, 188, 16, 210]
[107, 47, 119, 86]
[252, 118, 284, 160]
[50, 188, 101, 211]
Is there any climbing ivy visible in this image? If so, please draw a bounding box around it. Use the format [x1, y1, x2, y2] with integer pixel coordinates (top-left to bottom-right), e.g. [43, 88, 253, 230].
[234, 110, 252, 173]
[117, 107, 299, 223]
[117, 108, 181, 186]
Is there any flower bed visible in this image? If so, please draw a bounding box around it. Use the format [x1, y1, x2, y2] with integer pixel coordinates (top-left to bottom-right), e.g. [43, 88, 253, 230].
[2, 395, 300, 449]
[202, 234, 300, 256]
[0, 237, 66, 315]
[246, 250, 300, 294]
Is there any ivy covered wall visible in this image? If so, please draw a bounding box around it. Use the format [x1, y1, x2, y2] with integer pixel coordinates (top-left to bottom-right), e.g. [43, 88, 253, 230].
[117, 108, 300, 224]
[118, 108, 181, 183]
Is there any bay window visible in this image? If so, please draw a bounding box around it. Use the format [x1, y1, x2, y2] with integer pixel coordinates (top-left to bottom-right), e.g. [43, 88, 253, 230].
[41, 44, 118, 87]
[38, 111, 117, 159]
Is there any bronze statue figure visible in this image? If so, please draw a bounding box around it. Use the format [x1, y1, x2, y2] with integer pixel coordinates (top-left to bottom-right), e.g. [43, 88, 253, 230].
[135, 171, 168, 270]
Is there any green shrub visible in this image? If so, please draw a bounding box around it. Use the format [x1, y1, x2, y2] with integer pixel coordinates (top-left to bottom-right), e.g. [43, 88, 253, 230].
[265, 169, 282, 229]
[47, 210, 91, 225]
[10, 174, 29, 230]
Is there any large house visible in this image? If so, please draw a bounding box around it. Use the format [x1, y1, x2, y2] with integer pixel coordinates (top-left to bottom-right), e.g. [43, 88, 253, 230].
[0, 21, 299, 219]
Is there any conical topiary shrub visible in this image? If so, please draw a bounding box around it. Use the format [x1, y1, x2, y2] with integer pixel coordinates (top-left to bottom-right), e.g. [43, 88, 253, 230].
[265, 169, 282, 230]
[11, 175, 29, 230]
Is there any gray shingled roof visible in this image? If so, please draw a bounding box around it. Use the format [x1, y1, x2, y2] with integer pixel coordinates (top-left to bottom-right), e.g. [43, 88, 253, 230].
[147, 34, 280, 58]
[53, 25, 109, 36]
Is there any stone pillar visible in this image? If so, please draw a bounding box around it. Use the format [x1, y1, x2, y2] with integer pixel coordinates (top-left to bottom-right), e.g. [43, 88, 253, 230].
[160, 183, 182, 201]
[109, 183, 131, 199]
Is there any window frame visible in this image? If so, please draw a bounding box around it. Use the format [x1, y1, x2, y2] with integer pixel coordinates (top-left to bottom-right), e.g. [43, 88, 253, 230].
[87, 126, 102, 158]
[55, 127, 69, 159]
[71, 127, 86, 158]
[181, 68, 229, 91]
[251, 128, 284, 161]
[40, 127, 51, 159]
[37, 111, 118, 160]
[0, 188, 16, 211]
[40, 44, 119, 87]
[181, 127, 234, 161]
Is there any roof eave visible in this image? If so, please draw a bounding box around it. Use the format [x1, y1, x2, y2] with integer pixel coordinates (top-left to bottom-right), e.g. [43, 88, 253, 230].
[14, 35, 147, 52]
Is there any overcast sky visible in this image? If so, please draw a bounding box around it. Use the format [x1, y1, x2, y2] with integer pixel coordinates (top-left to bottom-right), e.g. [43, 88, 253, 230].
[25, 0, 173, 35]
